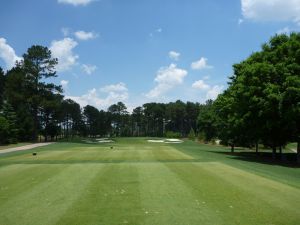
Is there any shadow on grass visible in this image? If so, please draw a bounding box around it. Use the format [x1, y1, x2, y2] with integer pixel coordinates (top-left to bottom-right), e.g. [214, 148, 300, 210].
[210, 151, 300, 168]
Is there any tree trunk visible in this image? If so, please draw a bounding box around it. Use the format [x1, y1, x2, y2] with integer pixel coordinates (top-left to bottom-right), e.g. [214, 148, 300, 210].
[279, 146, 282, 155]
[255, 142, 258, 155]
[231, 144, 234, 153]
[279, 145, 283, 160]
[297, 141, 300, 164]
[272, 146, 276, 160]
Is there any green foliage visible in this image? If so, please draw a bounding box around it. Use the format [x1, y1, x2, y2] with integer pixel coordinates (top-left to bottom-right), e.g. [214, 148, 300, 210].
[0, 102, 18, 143]
[197, 100, 218, 142]
[188, 128, 196, 140]
[0, 116, 9, 144]
[165, 131, 181, 138]
[0, 67, 5, 108]
[214, 33, 300, 155]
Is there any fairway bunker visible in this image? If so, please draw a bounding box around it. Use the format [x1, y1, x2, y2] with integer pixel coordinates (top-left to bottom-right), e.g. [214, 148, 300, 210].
[83, 138, 114, 144]
[96, 138, 114, 143]
[147, 138, 183, 144]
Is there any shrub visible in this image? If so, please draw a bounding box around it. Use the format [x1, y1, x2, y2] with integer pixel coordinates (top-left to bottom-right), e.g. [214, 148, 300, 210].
[165, 131, 181, 138]
[188, 128, 196, 140]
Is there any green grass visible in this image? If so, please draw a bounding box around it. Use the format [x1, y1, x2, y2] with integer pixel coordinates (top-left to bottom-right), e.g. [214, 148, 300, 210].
[0, 138, 299, 225]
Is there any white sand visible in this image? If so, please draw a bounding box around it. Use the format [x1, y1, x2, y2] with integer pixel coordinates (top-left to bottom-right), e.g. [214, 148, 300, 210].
[147, 139, 183, 144]
[147, 140, 165, 143]
[98, 140, 114, 143]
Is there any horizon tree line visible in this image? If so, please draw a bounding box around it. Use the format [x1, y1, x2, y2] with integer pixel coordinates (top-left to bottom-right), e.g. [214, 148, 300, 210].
[0, 33, 299, 162]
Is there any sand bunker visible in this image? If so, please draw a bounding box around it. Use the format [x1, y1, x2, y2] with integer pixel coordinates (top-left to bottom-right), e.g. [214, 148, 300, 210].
[83, 138, 114, 143]
[147, 140, 165, 143]
[147, 139, 183, 144]
[96, 138, 114, 143]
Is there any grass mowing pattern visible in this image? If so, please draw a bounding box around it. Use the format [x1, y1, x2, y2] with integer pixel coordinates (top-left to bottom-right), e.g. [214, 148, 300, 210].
[0, 138, 299, 225]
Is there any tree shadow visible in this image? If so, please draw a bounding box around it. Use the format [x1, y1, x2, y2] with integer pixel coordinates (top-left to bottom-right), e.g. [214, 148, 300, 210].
[210, 150, 300, 168]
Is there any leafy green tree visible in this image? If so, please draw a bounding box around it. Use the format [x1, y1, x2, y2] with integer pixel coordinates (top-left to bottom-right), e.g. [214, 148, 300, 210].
[0, 67, 5, 108]
[185, 101, 200, 134]
[21, 45, 60, 140]
[4, 66, 35, 141]
[84, 105, 100, 137]
[132, 106, 145, 136]
[0, 116, 9, 144]
[216, 33, 300, 159]
[197, 100, 218, 143]
[188, 127, 196, 140]
[0, 101, 18, 143]
[108, 102, 128, 136]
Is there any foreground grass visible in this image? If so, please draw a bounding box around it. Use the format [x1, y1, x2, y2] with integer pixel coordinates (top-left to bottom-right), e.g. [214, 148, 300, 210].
[0, 138, 299, 225]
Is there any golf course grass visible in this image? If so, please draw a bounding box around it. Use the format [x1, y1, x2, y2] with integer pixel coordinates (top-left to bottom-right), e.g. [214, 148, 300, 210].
[0, 138, 299, 225]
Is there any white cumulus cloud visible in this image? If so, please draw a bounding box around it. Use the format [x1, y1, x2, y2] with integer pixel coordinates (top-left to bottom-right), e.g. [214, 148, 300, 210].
[277, 27, 291, 34]
[50, 38, 79, 72]
[100, 82, 128, 93]
[241, 0, 300, 24]
[74, 30, 98, 41]
[66, 83, 129, 110]
[60, 80, 69, 92]
[146, 64, 188, 98]
[81, 64, 97, 75]
[191, 57, 213, 70]
[206, 85, 223, 100]
[58, 0, 95, 6]
[61, 27, 70, 36]
[169, 51, 180, 61]
[0, 37, 22, 69]
[192, 80, 210, 90]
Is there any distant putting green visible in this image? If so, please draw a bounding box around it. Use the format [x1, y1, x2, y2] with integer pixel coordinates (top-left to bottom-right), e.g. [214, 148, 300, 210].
[0, 138, 299, 225]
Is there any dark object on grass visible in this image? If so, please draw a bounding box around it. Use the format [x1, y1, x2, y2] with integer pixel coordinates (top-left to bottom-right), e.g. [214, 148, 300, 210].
[32, 152, 37, 156]
[110, 146, 113, 149]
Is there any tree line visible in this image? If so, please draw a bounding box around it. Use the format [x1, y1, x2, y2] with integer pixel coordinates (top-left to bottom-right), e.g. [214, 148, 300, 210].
[198, 33, 300, 162]
[0, 33, 299, 162]
[0, 46, 200, 143]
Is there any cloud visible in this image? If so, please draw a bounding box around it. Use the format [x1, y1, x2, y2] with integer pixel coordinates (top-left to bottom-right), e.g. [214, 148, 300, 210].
[156, 28, 162, 33]
[61, 27, 70, 37]
[192, 80, 210, 90]
[206, 85, 223, 100]
[191, 57, 213, 70]
[241, 0, 300, 25]
[169, 51, 180, 61]
[203, 75, 210, 80]
[66, 82, 129, 109]
[149, 27, 163, 37]
[277, 27, 291, 34]
[60, 80, 69, 92]
[146, 64, 188, 98]
[100, 82, 128, 93]
[81, 64, 97, 75]
[74, 30, 98, 41]
[238, 18, 244, 25]
[50, 38, 79, 72]
[0, 37, 22, 69]
[58, 0, 95, 6]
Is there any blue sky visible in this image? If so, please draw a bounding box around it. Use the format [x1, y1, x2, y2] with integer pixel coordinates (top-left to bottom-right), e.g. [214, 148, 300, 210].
[0, 0, 300, 111]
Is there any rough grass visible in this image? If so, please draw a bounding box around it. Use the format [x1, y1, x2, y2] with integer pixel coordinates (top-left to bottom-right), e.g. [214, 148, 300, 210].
[0, 138, 299, 225]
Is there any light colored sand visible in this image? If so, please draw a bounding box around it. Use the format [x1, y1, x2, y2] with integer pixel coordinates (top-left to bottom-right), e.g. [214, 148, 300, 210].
[165, 139, 181, 142]
[147, 139, 183, 144]
[0, 143, 54, 154]
[148, 140, 165, 143]
[98, 140, 114, 143]
[291, 148, 297, 153]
